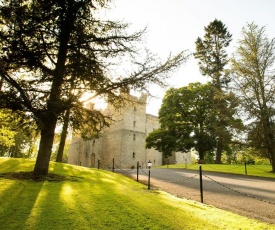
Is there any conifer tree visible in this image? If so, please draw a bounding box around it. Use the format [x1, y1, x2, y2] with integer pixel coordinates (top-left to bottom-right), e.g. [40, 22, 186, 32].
[0, 0, 187, 175]
[194, 19, 240, 163]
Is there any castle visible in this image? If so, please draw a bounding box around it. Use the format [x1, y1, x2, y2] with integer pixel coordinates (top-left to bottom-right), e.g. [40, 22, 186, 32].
[67, 92, 191, 169]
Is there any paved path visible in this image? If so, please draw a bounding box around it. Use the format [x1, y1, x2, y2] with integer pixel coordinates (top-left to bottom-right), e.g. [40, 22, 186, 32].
[117, 168, 275, 224]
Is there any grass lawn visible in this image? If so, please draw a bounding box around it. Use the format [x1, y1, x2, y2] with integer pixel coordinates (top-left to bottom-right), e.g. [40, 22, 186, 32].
[0, 158, 274, 230]
[161, 163, 275, 178]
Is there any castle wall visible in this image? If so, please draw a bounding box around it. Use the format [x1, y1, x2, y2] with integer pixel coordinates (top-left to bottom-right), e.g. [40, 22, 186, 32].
[67, 137, 102, 167]
[145, 114, 163, 166]
[100, 130, 122, 168]
[67, 93, 191, 169]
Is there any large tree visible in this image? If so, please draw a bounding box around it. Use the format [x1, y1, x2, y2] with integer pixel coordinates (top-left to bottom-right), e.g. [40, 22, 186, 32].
[231, 23, 275, 171]
[146, 83, 217, 162]
[194, 19, 237, 163]
[0, 0, 187, 176]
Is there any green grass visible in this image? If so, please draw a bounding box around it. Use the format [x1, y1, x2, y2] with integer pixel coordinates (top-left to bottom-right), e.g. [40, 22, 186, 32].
[0, 158, 274, 230]
[161, 163, 275, 178]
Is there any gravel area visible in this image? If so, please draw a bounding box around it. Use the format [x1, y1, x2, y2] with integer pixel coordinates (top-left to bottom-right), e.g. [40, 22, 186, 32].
[118, 168, 275, 225]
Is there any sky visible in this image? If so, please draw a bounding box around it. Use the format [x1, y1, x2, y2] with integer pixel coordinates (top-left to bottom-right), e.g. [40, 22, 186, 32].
[105, 0, 275, 116]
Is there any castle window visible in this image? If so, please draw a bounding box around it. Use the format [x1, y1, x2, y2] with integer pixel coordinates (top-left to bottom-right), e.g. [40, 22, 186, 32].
[133, 152, 135, 158]
[133, 134, 136, 141]
[93, 140, 96, 145]
[133, 121, 136, 128]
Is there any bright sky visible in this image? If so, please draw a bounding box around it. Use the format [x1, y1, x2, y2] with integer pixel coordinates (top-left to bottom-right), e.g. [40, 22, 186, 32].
[107, 0, 275, 116]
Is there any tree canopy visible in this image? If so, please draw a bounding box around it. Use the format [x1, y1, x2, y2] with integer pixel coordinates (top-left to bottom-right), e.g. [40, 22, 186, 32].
[0, 109, 38, 157]
[146, 83, 217, 161]
[231, 23, 275, 171]
[0, 0, 187, 175]
[194, 19, 232, 89]
[194, 19, 241, 163]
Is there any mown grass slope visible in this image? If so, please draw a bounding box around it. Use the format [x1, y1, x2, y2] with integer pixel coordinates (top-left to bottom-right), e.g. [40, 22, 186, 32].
[0, 158, 274, 230]
[162, 163, 275, 178]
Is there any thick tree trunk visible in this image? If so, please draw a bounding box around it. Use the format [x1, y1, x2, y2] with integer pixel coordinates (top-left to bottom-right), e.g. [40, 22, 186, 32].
[56, 109, 70, 162]
[33, 117, 57, 176]
[261, 114, 275, 172]
[215, 138, 223, 164]
[198, 150, 205, 164]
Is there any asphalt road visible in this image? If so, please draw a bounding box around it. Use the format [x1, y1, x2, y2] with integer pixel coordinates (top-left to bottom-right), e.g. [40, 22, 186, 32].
[117, 167, 275, 224]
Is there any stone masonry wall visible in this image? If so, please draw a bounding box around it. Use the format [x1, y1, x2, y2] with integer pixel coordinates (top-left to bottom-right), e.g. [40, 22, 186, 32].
[67, 92, 191, 168]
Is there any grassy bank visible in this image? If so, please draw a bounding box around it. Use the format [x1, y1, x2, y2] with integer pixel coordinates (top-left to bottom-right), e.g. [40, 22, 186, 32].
[0, 157, 274, 229]
[161, 163, 275, 178]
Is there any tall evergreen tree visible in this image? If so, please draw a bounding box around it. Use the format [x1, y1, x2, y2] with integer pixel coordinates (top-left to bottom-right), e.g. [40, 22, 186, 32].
[0, 0, 187, 176]
[194, 19, 232, 88]
[194, 19, 238, 163]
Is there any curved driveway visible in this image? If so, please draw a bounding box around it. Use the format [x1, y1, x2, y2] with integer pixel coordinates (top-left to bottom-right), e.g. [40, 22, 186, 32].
[118, 168, 275, 224]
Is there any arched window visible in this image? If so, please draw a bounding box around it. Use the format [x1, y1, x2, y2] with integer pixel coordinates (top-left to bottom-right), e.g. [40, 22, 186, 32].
[133, 152, 135, 158]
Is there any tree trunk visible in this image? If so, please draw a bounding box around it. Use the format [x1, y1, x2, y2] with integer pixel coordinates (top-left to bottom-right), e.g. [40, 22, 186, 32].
[56, 109, 70, 162]
[271, 149, 275, 172]
[198, 149, 205, 164]
[33, 116, 57, 176]
[267, 138, 275, 173]
[260, 113, 275, 172]
[0, 76, 3, 92]
[215, 138, 223, 164]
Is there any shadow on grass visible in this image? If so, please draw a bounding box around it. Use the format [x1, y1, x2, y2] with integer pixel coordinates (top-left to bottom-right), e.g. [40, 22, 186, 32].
[0, 178, 44, 229]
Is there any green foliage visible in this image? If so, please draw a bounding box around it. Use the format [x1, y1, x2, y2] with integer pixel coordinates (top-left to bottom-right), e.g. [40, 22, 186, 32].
[194, 19, 244, 164]
[0, 0, 187, 175]
[231, 23, 275, 171]
[146, 83, 217, 160]
[194, 19, 232, 88]
[0, 158, 273, 229]
[0, 110, 38, 158]
[146, 129, 177, 157]
[0, 110, 16, 149]
[204, 151, 215, 164]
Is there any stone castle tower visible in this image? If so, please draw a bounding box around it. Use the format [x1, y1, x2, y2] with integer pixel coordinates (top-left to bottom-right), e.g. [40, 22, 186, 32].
[67, 92, 191, 169]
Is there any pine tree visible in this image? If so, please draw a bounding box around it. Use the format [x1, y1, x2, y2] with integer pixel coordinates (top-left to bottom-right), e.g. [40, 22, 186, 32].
[194, 19, 240, 164]
[0, 0, 187, 175]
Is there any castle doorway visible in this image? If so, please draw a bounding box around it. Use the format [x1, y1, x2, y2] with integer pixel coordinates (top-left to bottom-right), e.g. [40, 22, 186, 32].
[91, 153, 95, 167]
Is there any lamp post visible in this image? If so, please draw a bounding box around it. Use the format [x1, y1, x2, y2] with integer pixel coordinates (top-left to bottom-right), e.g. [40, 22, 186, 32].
[148, 160, 152, 190]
